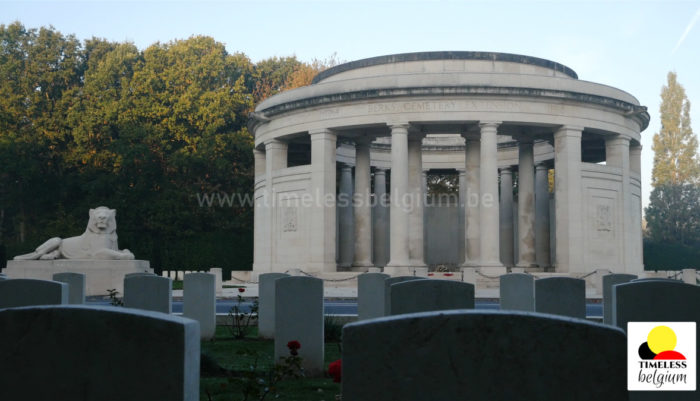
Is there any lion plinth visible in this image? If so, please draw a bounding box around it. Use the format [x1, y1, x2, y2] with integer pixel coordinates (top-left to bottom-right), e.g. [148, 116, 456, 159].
[14, 207, 135, 260]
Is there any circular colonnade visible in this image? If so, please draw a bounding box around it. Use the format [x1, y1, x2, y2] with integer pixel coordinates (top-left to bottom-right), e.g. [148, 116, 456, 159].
[249, 52, 648, 277]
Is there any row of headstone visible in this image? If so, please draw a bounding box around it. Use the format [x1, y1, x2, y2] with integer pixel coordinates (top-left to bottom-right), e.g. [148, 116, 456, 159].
[123, 273, 218, 340]
[0, 305, 200, 400]
[0, 273, 85, 308]
[0, 278, 68, 308]
[161, 268, 223, 294]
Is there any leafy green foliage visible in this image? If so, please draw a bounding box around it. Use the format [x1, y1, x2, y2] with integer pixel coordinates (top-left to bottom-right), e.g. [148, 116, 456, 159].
[651, 72, 700, 186]
[645, 184, 700, 248]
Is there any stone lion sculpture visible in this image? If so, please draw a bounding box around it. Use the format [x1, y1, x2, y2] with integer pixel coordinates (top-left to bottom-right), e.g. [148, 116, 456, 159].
[14, 206, 135, 260]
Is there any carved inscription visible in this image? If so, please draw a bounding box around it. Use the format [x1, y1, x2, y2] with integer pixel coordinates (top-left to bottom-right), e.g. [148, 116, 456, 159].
[283, 207, 298, 232]
[367, 100, 520, 114]
[368, 101, 457, 113]
[596, 205, 612, 232]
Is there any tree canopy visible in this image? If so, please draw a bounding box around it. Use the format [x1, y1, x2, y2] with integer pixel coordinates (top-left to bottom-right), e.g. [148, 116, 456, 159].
[0, 22, 329, 275]
[651, 71, 700, 186]
[644, 72, 700, 270]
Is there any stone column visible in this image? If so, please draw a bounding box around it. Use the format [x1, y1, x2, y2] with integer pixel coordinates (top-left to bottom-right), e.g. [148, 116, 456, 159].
[386, 124, 411, 274]
[606, 135, 640, 274]
[554, 126, 583, 273]
[629, 144, 644, 272]
[264, 140, 288, 271]
[338, 163, 354, 268]
[457, 168, 466, 265]
[253, 148, 268, 271]
[461, 132, 480, 266]
[479, 122, 505, 272]
[309, 130, 337, 272]
[535, 163, 551, 268]
[499, 167, 514, 267]
[517, 139, 537, 268]
[353, 140, 373, 269]
[373, 169, 389, 267]
[408, 134, 426, 267]
[254, 149, 266, 178]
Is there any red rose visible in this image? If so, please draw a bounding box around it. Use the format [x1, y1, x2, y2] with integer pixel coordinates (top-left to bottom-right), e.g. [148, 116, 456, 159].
[328, 359, 342, 383]
[444, 273, 453, 277]
[238, 288, 245, 293]
[287, 340, 301, 352]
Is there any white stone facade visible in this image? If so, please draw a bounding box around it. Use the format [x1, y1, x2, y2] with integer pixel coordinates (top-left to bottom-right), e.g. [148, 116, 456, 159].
[249, 52, 648, 277]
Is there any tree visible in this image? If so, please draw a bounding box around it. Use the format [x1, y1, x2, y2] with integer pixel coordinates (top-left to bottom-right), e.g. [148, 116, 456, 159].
[645, 184, 700, 247]
[651, 72, 700, 186]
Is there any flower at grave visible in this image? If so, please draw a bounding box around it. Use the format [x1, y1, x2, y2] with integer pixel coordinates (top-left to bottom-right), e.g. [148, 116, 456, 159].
[328, 359, 342, 383]
[444, 273, 453, 277]
[287, 340, 301, 355]
[238, 288, 245, 293]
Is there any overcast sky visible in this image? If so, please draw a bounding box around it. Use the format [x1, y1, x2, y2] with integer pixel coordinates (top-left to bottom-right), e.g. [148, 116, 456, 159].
[3, 0, 700, 209]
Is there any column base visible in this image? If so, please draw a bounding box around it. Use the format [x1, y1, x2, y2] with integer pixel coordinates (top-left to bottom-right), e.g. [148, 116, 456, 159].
[305, 262, 338, 273]
[460, 260, 480, 268]
[383, 265, 413, 276]
[352, 260, 374, 268]
[478, 263, 507, 277]
[460, 267, 477, 285]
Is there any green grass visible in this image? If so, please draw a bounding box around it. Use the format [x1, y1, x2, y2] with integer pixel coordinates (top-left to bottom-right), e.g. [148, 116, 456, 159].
[200, 326, 342, 401]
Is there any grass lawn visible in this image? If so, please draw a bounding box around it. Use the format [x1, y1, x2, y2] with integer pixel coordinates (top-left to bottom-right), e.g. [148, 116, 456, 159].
[200, 326, 342, 401]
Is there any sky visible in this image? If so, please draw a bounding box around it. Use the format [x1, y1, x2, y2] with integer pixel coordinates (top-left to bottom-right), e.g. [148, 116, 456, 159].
[3, 0, 700, 209]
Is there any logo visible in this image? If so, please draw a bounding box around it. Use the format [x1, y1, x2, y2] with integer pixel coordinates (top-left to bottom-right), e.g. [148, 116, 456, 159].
[628, 322, 696, 391]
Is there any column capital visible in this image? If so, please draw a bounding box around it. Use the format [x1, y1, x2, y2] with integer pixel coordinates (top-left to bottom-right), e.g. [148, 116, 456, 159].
[500, 166, 513, 174]
[354, 136, 374, 147]
[374, 168, 387, 175]
[339, 162, 353, 171]
[462, 132, 481, 142]
[388, 123, 410, 133]
[514, 135, 534, 145]
[455, 168, 466, 174]
[309, 128, 337, 141]
[605, 134, 631, 147]
[554, 125, 583, 138]
[478, 121, 502, 130]
[263, 139, 287, 150]
[535, 162, 550, 171]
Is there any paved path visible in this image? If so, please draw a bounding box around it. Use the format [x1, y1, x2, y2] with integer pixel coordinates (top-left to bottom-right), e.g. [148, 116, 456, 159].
[87, 299, 603, 318]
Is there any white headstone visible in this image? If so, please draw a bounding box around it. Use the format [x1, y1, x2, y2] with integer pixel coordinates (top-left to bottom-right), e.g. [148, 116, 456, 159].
[258, 273, 289, 338]
[123, 275, 172, 313]
[52, 272, 86, 304]
[682, 268, 696, 285]
[601, 273, 636, 324]
[390, 279, 474, 315]
[384, 276, 426, 316]
[0, 278, 67, 308]
[499, 273, 535, 311]
[274, 276, 324, 375]
[342, 310, 627, 400]
[534, 277, 586, 319]
[209, 267, 223, 296]
[183, 273, 216, 339]
[357, 273, 389, 320]
[0, 305, 199, 401]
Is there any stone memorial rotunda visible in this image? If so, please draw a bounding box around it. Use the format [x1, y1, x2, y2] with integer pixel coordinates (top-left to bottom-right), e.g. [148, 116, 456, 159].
[249, 52, 648, 279]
